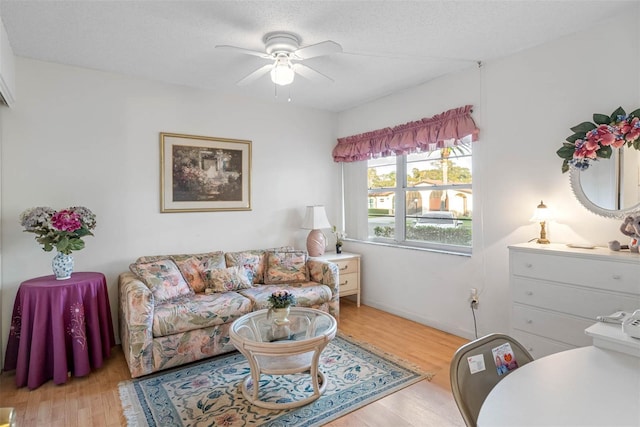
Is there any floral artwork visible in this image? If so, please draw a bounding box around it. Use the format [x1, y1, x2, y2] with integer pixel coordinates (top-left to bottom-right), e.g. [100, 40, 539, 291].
[557, 106, 640, 172]
[160, 133, 252, 212]
[172, 146, 242, 202]
[19, 206, 96, 254]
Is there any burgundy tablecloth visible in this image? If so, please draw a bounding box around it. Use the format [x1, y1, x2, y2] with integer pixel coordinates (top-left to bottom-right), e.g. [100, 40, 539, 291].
[3, 272, 115, 389]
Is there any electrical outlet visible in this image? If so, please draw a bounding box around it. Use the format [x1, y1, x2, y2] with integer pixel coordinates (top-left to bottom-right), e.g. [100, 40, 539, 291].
[470, 288, 479, 308]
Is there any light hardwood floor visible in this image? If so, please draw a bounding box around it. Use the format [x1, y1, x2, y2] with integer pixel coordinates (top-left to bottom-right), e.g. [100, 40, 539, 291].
[0, 298, 468, 426]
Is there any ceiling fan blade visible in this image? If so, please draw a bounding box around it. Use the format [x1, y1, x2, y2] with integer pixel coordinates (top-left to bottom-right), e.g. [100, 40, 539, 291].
[292, 63, 334, 83]
[236, 64, 273, 86]
[215, 45, 272, 59]
[293, 40, 342, 60]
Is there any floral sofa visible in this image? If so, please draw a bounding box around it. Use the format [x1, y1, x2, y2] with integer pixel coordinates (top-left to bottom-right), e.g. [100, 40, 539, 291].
[118, 247, 339, 378]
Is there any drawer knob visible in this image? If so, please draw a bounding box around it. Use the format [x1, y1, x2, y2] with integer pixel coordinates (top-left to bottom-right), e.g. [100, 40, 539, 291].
[340, 266, 349, 271]
[525, 291, 533, 296]
[612, 274, 621, 280]
[526, 319, 533, 324]
[525, 263, 533, 268]
[340, 280, 349, 286]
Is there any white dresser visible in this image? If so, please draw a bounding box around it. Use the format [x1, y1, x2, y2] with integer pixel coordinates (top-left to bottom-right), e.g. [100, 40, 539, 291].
[509, 243, 640, 358]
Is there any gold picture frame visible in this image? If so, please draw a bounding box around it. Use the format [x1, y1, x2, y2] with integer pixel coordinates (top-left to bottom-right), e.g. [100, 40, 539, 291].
[160, 132, 252, 212]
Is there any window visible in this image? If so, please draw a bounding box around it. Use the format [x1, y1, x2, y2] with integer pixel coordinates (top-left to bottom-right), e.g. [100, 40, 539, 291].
[367, 138, 472, 253]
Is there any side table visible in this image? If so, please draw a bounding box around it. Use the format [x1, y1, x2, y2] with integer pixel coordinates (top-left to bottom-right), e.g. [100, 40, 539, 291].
[3, 272, 116, 389]
[312, 252, 361, 306]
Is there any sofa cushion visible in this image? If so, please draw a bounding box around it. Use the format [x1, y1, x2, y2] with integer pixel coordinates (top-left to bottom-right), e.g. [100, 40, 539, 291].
[129, 259, 194, 302]
[203, 266, 253, 293]
[264, 251, 309, 284]
[239, 283, 332, 310]
[225, 246, 296, 284]
[172, 256, 207, 293]
[152, 292, 253, 337]
[224, 251, 264, 284]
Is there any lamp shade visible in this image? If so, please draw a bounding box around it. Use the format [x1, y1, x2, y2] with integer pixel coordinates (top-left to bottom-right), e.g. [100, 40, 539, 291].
[530, 200, 553, 223]
[301, 205, 331, 230]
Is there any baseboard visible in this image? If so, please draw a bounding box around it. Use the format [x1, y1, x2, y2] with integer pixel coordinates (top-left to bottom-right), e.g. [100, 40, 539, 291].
[362, 300, 476, 340]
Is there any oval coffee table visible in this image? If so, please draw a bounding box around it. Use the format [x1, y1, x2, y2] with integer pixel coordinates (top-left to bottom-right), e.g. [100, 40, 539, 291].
[229, 307, 337, 409]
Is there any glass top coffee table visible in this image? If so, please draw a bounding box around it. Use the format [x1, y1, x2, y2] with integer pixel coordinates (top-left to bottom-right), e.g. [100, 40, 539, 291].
[229, 307, 337, 409]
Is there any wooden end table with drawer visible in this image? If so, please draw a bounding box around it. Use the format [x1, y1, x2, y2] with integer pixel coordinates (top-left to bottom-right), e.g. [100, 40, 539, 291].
[312, 252, 361, 307]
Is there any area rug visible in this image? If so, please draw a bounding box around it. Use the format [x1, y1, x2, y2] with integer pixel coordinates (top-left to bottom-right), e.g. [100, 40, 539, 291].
[119, 333, 432, 426]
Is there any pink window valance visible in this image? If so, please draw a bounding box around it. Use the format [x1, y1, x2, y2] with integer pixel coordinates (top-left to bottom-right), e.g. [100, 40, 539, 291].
[332, 105, 479, 162]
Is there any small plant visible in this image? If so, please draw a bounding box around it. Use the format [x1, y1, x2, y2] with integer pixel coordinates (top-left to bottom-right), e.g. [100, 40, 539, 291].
[332, 225, 346, 246]
[268, 290, 296, 309]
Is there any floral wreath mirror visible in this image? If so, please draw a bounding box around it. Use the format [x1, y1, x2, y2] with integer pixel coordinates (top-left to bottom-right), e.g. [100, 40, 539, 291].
[557, 106, 640, 218]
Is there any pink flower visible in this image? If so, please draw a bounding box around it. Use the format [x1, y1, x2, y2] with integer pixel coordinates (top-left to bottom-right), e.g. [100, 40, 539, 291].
[51, 210, 82, 232]
[573, 139, 598, 159]
[587, 125, 616, 147]
[624, 117, 640, 142]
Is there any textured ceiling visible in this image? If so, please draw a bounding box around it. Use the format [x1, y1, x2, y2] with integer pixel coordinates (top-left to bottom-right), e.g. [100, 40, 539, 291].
[0, 1, 635, 112]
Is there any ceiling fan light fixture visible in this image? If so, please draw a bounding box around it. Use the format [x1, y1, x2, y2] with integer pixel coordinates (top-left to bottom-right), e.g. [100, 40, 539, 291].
[270, 58, 295, 86]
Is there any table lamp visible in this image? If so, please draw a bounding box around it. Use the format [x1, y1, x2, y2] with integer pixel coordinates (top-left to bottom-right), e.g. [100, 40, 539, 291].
[530, 200, 552, 244]
[301, 205, 332, 256]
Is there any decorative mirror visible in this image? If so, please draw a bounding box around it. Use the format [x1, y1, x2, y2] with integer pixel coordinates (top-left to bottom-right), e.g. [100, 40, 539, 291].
[558, 106, 640, 218]
[569, 148, 640, 218]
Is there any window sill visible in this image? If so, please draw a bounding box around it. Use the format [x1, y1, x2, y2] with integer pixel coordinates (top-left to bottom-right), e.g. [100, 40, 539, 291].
[343, 238, 471, 257]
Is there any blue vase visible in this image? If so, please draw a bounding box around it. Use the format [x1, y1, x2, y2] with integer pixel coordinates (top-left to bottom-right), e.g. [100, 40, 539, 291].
[52, 252, 74, 280]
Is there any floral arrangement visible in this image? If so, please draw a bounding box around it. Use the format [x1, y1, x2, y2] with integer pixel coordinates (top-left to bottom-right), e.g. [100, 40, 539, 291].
[557, 106, 640, 172]
[267, 290, 296, 309]
[332, 225, 347, 246]
[20, 206, 97, 254]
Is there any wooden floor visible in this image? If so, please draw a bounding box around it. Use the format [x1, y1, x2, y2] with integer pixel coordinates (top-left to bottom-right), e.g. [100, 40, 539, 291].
[0, 299, 468, 426]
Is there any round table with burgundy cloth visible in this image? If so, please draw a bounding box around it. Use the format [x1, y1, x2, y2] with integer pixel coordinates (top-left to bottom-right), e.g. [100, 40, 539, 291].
[3, 272, 115, 390]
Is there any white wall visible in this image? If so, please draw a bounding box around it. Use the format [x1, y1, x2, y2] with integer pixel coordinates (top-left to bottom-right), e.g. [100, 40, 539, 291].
[0, 59, 340, 351]
[338, 9, 639, 339]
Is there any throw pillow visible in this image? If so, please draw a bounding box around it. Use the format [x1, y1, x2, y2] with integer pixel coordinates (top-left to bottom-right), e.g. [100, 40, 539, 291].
[172, 256, 207, 293]
[203, 265, 253, 293]
[224, 251, 264, 284]
[129, 259, 193, 302]
[264, 251, 309, 284]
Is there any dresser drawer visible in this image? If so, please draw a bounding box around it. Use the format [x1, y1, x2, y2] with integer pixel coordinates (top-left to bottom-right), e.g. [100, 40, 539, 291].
[335, 259, 359, 275]
[512, 305, 593, 347]
[512, 277, 639, 320]
[511, 251, 640, 295]
[339, 272, 358, 293]
[512, 330, 575, 359]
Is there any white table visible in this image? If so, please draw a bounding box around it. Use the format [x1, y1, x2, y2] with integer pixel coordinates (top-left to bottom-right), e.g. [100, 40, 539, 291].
[229, 307, 337, 409]
[477, 345, 640, 426]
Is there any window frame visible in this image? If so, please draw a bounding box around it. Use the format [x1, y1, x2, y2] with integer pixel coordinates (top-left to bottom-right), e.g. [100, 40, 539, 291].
[366, 144, 473, 255]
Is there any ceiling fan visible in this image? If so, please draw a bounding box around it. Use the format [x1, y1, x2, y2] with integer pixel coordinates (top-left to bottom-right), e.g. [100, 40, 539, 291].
[216, 32, 342, 86]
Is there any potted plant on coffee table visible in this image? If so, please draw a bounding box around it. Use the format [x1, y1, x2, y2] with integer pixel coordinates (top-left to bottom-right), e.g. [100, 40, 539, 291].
[267, 290, 296, 325]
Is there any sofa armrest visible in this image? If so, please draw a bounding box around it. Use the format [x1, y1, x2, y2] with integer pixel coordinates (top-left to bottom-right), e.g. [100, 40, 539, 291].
[118, 272, 155, 377]
[307, 259, 339, 318]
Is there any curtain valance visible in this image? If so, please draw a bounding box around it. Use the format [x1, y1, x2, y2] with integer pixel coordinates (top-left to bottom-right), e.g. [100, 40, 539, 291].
[332, 105, 479, 163]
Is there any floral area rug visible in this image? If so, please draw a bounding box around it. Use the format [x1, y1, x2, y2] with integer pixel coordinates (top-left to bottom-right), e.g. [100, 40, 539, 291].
[118, 333, 432, 426]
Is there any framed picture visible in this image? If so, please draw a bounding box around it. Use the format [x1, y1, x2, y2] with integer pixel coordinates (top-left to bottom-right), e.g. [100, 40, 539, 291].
[160, 132, 252, 212]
